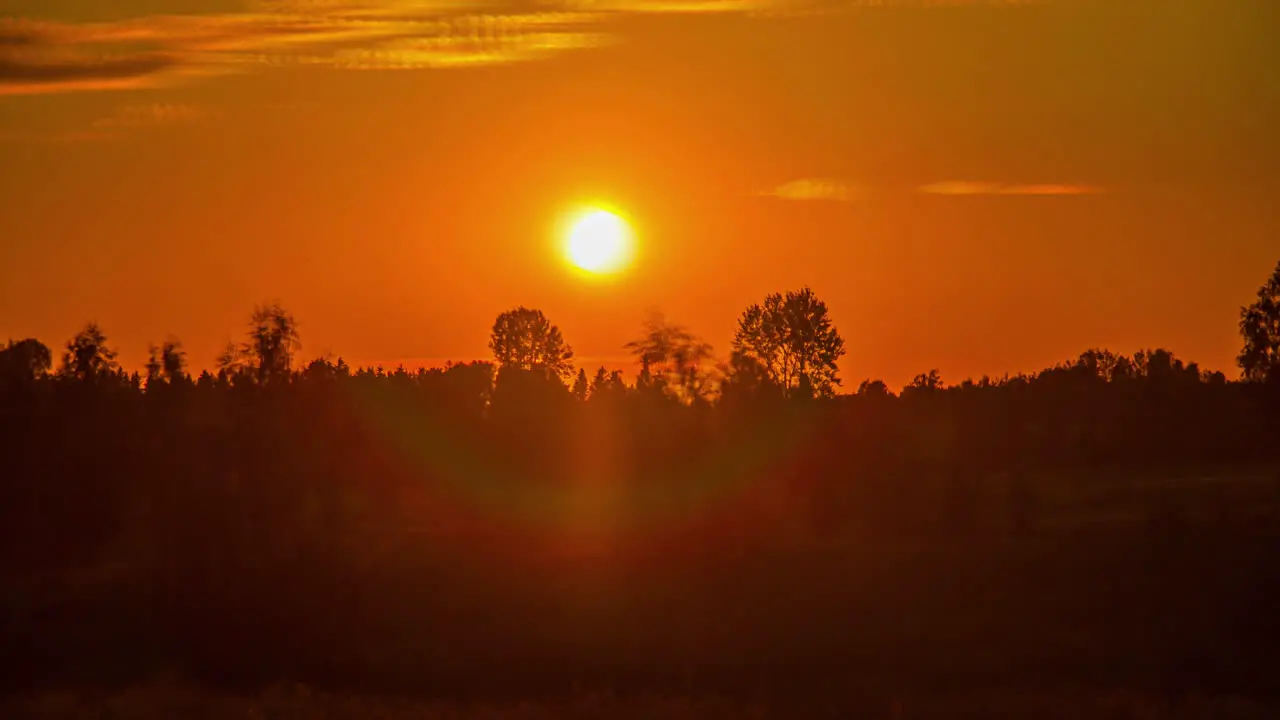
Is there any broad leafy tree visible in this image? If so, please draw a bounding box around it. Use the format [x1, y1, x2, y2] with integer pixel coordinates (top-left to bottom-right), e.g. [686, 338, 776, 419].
[489, 306, 574, 383]
[59, 322, 119, 382]
[0, 338, 52, 386]
[731, 287, 845, 398]
[856, 378, 893, 399]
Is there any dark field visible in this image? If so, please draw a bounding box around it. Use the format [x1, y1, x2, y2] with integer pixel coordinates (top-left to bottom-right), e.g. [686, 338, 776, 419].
[4, 684, 1278, 719]
[5, 464, 1280, 717]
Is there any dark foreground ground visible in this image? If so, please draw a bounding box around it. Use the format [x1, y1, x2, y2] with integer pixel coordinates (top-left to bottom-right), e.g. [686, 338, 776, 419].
[3, 683, 1278, 720]
[5, 465, 1280, 718]
[6, 520, 1280, 718]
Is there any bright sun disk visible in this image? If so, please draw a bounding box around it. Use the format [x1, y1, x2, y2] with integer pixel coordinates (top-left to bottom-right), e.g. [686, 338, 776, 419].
[565, 209, 634, 275]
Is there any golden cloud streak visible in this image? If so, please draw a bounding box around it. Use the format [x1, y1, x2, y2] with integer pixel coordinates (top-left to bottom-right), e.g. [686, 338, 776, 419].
[762, 178, 859, 202]
[0, 3, 611, 95]
[334, 30, 617, 69]
[0, 0, 1048, 96]
[919, 181, 1104, 196]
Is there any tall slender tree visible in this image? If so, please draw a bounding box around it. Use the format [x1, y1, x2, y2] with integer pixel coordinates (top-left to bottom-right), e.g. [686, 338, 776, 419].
[145, 339, 188, 387]
[217, 303, 301, 384]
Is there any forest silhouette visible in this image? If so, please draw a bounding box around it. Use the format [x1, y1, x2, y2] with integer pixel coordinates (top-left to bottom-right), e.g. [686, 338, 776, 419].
[2, 261, 1280, 708]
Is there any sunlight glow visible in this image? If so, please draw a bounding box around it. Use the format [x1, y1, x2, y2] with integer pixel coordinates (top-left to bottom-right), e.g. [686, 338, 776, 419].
[563, 208, 634, 275]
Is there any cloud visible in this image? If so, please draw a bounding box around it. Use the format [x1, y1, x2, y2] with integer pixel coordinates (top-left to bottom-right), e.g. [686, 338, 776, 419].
[560, 0, 769, 13]
[0, 48, 185, 95]
[996, 183, 1104, 196]
[560, 0, 1042, 16]
[0, 0, 1052, 96]
[919, 181, 1104, 196]
[761, 178, 859, 202]
[760, 177, 1104, 202]
[0, 3, 612, 95]
[331, 13, 618, 69]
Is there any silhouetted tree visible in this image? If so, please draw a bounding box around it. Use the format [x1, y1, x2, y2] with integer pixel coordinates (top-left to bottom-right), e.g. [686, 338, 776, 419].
[58, 322, 118, 382]
[145, 339, 188, 387]
[624, 313, 714, 404]
[215, 341, 246, 381]
[301, 355, 351, 382]
[572, 368, 589, 401]
[489, 306, 574, 383]
[856, 378, 893, 399]
[1238, 259, 1280, 383]
[731, 287, 845, 398]
[438, 361, 494, 417]
[718, 350, 782, 405]
[587, 366, 626, 402]
[0, 338, 52, 386]
[217, 303, 300, 384]
[903, 369, 944, 396]
[634, 357, 658, 396]
[1133, 348, 1200, 385]
[1075, 348, 1126, 382]
[247, 303, 300, 383]
[589, 367, 608, 397]
[490, 365, 572, 425]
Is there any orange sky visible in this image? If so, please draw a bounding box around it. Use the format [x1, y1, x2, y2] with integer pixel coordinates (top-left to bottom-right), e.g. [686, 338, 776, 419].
[2, 0, 1278, 388]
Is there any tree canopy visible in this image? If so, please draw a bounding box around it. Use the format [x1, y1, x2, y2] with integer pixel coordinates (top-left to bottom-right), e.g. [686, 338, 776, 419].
[1239, 260, 1280, 384]
[731, 287, 845, 398]
[489, 306, 575, 383]
[59, 322, 118, 382]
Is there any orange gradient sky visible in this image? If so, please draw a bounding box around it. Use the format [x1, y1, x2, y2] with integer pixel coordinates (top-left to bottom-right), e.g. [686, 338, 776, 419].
[1, 0, 1278, 388]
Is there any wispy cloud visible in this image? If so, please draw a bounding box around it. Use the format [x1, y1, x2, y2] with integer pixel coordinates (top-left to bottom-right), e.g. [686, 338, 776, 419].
[0, 0, 1048, 96]
[996, 183, 1105, 196]
[761, 178, 859, 202]
[331, 14, 618, 70]
[760, 177, 1104, 202]
[561, 0, 1041, 15]
[919, 181, 1105, 196]
[563, 0, 768, 14]
[0, 3, 611, 96]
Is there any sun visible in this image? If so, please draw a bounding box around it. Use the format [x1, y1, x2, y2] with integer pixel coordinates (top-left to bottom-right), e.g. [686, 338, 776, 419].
[563, 208, 634, 275]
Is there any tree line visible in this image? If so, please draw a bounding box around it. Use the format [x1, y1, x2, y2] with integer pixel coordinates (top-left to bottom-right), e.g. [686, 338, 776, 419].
[5, 258, 1279, 398]
[0, 260, 1278, 695]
